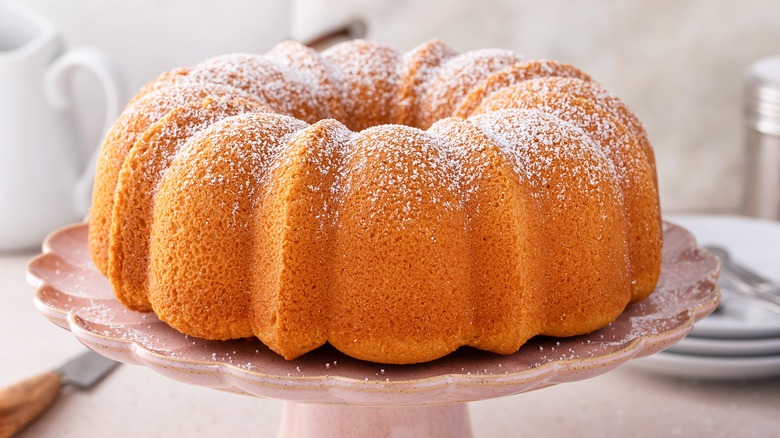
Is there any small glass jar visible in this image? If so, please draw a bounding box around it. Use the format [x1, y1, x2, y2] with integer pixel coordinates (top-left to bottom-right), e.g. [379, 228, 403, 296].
[743, 55, 780, 219]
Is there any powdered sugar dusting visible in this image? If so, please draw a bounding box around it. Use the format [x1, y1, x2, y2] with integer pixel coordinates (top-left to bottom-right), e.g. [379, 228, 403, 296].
[332, 125, 462, 231]
[517, 77, 652, 153]
[322, 40, 403, 131]
[267, 41, 325, 90]
[130, 97, 267, 194]
[178, 113, 306, 184]
[469, 108, 619, 203]
[422, 48, 525, 127]
[267, 119, 353, 232]
[123, 82, 252, 125]
[426, 118, 496, 208]
[397, 39, 458, 127]
[266, 40, 339, 123]
[131, 66, 191, 105]
[109, 82, 260, 171]
[478, 78, 646, 181]
[189, 53, 312, 119]
[160, 113, 306, 233]
[454, 59, 592, 119]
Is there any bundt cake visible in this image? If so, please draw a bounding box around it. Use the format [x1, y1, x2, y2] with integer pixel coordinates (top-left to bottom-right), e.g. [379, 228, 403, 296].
[88, 39, 662, 365]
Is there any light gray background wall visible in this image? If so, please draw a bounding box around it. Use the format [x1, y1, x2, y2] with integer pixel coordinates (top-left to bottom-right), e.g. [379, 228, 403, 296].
[15, 0, 780, 214]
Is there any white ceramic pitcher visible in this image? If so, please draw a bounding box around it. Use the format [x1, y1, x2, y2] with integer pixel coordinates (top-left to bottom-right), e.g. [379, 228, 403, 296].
[0, 2, 124, 250]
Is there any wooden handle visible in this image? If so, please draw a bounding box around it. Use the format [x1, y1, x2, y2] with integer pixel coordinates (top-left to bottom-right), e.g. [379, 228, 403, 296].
[0, 372, 61, 438]
[303, 20, 367, 51]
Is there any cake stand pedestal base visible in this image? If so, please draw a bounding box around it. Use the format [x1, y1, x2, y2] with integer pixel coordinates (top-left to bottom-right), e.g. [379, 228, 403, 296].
[278, 402, 472, 438]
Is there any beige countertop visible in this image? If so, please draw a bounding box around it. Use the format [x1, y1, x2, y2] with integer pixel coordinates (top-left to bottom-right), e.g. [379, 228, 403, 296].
[2, 216, 780, 437]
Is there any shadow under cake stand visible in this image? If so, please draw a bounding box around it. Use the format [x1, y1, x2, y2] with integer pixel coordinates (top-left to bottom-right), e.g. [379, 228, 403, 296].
[28, 222, 719, 437]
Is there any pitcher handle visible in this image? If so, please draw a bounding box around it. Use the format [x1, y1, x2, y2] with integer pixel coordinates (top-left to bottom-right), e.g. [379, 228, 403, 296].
[44, 47, 125, 216]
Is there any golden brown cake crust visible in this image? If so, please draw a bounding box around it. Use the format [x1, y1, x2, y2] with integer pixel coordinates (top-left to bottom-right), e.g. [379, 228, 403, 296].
[396, 39, 458, 128]
[472, 77, 662, 301]
[149, 113, 308, 339]
[328, 126, 473, 364]
[418, 48, 524, 129]
[251, 119, 352, 359]
[108, 97, 266, 311]
[89, 39, 662, 364]
[454, 60, 592, 119]
[89, 83, 261, 274]
[322, 40, 403, 132]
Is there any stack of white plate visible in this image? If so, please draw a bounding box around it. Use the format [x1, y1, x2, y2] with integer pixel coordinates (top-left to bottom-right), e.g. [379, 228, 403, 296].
[631, 215, 780, 380]
[634, 297, 780, 379]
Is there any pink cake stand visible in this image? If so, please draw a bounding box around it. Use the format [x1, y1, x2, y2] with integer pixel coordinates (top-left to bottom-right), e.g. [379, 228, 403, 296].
[28, 222, 719, 437]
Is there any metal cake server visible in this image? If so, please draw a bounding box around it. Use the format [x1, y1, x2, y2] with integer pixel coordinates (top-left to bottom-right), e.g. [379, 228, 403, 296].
[0, 350, 119, 437]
